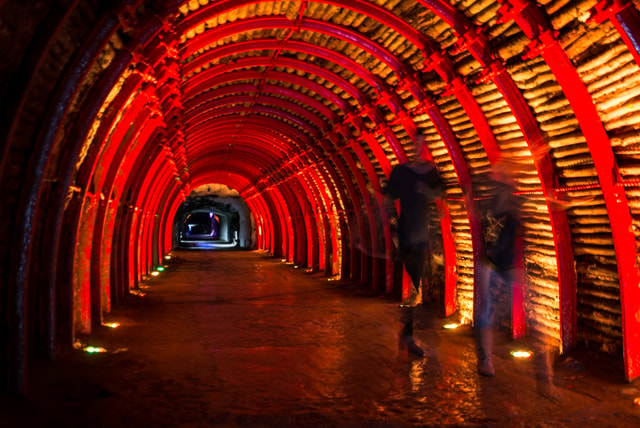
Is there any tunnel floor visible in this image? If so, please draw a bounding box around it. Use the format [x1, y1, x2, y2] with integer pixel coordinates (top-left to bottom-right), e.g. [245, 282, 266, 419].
[2, 250, 640, 427]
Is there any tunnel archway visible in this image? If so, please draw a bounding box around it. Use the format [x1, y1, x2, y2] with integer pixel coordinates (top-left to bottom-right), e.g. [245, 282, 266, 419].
[1, 0, 640, 395]
[183, 211, 221, 240]
[174, 184, 256, 250]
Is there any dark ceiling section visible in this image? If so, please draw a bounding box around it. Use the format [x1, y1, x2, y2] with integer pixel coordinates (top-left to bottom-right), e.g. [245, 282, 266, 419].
[1, 0, 640, 394]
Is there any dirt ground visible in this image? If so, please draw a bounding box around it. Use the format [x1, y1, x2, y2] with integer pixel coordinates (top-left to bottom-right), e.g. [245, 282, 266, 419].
[2, 249, 640, 427]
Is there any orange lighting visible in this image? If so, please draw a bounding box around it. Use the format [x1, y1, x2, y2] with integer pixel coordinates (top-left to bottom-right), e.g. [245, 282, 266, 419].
[634, 397, 640, 406]
[84, 346, 107, 353]
[578, 11, 592, 23]
[103, 322, 120, 328]
[74, 340, 108, 353]
[511, 350, 533, 358]
[443, 323, 460, 329]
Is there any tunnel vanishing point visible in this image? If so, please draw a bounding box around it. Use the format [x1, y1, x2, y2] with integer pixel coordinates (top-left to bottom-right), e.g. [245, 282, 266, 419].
[1, 0, 640, 396]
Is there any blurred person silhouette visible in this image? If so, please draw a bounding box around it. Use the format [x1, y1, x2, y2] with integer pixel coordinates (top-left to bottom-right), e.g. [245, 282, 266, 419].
[475, 159, 562, 401]
[475, 159, 522, 376]
[383, 134, 445, 357]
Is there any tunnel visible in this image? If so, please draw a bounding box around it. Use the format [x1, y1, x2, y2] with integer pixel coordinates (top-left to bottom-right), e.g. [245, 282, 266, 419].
[1, 0, 640, 402]
[175, 183, 254, 248]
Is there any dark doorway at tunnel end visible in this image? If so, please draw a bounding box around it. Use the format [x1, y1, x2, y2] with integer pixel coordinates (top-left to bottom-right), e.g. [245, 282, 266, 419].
[173, 184, 256, 250]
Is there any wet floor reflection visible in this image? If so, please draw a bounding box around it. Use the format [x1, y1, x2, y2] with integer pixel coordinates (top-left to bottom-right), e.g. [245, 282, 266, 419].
[160, 250, 490, 425]
[10, 249, 639, 427]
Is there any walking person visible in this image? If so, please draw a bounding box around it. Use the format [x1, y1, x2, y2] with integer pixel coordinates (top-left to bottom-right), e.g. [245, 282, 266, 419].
[384, 135, 445, 357]
[475, 159, 522, 376]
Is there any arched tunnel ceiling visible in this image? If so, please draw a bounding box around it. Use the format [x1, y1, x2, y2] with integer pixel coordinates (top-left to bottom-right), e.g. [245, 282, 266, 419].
[2, 0, 640, 391]
[118, 0, 640, 297]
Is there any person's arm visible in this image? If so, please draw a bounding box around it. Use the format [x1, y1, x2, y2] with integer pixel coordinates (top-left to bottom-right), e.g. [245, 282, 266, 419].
[381, 179, 399, 224]
[381, 168, 401, 249]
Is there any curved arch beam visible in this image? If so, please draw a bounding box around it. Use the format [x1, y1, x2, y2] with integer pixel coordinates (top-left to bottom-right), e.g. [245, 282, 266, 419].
[187, 122, 302, 157]
[175, 10, 487, 301]
[587, 1, 640, 66]
[497, 0, 640, 382]
[185, 82, 340, 123]
[417, 0, 578, 345]
[186, 93, 329, 132]
[183, 86, 398, 289]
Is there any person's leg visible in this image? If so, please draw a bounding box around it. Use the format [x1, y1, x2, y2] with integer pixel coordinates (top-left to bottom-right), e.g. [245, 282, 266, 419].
[397, 248, 427, 357]
[397, 306, 424, 357]
[399, 248, 427, 307]
[531, 339, 561, 401]
[474, 262, 495, 376]
[474, 262, 495, 330]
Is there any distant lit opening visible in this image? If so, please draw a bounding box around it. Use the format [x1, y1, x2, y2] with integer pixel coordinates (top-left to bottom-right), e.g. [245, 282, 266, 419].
[173, 184, 255, 250]
[184, 211, 220, 239]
